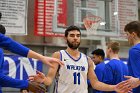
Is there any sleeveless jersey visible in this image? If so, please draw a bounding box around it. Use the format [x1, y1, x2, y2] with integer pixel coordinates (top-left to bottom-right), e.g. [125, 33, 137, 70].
[54, 50, 89, 93]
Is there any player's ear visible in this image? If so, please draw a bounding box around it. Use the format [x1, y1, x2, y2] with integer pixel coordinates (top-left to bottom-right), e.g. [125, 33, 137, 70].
[99, 56, 102, 60]
[131, 32, 137, 38]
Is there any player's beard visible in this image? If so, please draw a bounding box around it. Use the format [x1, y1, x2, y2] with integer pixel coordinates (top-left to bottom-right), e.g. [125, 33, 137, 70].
[67, 40, 80, 50]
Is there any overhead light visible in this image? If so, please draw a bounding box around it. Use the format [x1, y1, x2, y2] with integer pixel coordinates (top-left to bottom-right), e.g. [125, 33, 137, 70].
[114, 12, 118, 15]
[100, 22, 106, 25]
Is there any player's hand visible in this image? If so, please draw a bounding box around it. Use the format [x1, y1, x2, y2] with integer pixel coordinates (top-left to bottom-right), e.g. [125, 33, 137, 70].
[124, 76, 140, 89]
[20, 89, 29, 93]
[28, 50, 64, 67]
[42, 56, 64, 67]
[114, 81, 132, 93]
[27, 81, 46, 93]
[29, 71, 46, 84]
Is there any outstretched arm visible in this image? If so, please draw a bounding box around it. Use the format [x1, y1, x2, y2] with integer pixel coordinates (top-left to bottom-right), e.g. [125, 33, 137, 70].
[29, 51, 61, 86]
[0, 72, 46, 92]
[0, 34, 64, 67]
[27, 50, 64, 67]
[0, 73, 28, 88]
[87, 57, 131, 93]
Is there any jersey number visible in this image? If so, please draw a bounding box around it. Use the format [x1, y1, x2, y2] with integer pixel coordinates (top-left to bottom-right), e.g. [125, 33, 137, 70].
[73, 72, 80, 85]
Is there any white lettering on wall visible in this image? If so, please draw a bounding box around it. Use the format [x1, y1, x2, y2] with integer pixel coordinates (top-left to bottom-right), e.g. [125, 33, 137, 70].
[4, 57, 16, 78]
[4, 57, 38, 80]
[18, 57, 37, 80]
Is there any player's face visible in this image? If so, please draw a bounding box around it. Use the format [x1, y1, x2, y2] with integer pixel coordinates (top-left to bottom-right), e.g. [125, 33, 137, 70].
[125, 32, 134, 45]
[66, 30, 81, 49]
[92, 54, 101, 65]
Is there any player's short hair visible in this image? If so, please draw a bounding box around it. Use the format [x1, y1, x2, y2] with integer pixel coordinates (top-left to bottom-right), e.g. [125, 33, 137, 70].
[91, 49, 105, 59]
[124, 21, 140, 37]
[107, 41, 120, 53]
[65, 25, 81, 37]
[0, 25, 6, 34]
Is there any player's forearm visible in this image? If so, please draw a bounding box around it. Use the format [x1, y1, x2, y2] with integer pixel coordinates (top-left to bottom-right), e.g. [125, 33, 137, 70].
[27, 50, 44, 61]
[0, 73, 28, 88]
[92, 81, 115, 91]
[43, 77, 53, 86]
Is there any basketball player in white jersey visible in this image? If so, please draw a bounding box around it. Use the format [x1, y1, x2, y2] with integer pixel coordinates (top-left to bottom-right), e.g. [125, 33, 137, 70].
[29, 25, 131, 93]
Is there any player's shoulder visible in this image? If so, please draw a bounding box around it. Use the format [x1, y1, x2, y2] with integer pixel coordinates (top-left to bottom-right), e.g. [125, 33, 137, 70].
[52, 50, 66, 57]
[80, 52, 88, 58]
[53, 51, 60, 54]
[52, 51, 61, 58]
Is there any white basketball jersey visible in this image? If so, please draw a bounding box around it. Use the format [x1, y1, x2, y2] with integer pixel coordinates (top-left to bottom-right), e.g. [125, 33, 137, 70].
[54, 50, 88, 93]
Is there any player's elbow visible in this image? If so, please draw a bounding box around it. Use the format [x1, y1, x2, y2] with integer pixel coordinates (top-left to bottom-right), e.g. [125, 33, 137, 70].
[91, 79, 99, 89]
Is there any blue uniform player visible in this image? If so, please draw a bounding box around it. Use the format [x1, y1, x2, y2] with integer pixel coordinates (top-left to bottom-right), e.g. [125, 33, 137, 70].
[0, 20, 63, 92]
[124, 21, 140, 93]
[91, 49, 105, 83]
[102, 42, 128, 93]
[88, 49, 105, 93]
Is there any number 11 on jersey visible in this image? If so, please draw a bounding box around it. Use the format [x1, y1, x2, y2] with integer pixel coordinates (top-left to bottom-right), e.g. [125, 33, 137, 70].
[73, 72, 80, 85]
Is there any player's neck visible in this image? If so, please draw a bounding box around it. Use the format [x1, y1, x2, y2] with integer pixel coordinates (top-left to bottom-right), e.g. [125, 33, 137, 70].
[134, 39, 140, 45]
[132, 36, 140, 45]
[66, 47, 80, 57]
[110, 54, 119, 60]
